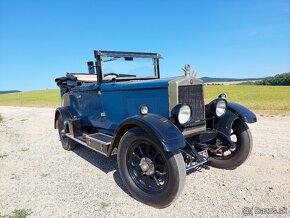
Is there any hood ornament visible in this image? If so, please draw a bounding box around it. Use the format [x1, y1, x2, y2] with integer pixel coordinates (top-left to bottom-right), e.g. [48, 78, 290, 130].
[182, 64, 197, 78]
[182, 64, 191, 77]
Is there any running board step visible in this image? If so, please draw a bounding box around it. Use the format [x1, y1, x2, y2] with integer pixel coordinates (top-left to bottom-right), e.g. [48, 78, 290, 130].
[66, 132, 113, 156]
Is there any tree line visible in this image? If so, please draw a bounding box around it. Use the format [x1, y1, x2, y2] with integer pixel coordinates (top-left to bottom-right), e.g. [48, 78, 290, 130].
[241, 72, 290, 86]
[256, 72, 290, 86]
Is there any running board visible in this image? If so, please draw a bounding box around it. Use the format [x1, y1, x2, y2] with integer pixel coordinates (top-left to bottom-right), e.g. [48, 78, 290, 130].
[66, 132, 113, 156]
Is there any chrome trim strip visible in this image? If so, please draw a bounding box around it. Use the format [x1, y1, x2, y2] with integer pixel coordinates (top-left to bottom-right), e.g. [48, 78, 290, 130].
[182, 125, 206, 137]
[66, 133, 108, 156]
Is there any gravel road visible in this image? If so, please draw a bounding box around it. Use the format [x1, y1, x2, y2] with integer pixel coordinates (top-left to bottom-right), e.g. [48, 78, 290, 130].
[0, 106, 289, 217]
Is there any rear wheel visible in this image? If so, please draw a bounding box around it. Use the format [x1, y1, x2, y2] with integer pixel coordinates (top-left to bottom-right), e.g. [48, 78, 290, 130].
[209, 119, 253, 169]
[57, 115, 77, 151]
[117, 127, 186, 208]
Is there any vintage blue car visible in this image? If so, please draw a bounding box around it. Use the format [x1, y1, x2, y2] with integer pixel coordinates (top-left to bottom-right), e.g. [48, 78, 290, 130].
[55, 50, 257, 208]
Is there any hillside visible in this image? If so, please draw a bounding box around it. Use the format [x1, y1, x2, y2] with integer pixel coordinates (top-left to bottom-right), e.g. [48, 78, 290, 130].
[0, 90, 21, 94]
[199, 77, 263, 83]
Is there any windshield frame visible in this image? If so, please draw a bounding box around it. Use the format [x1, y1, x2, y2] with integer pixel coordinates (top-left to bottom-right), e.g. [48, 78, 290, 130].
[94, 50, 162, 84]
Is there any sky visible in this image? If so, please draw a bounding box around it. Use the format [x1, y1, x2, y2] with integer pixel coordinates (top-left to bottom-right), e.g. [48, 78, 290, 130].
[0, 0, 289, 91]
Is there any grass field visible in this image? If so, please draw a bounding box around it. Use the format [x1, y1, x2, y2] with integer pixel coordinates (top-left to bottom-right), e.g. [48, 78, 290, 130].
[204, 85, 290, 110]
[0, 85, 289, 110]
[0, 89, 60, 107]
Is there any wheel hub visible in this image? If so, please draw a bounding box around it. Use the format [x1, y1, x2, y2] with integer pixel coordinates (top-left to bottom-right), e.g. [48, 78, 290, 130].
[139, 157, 155, 176]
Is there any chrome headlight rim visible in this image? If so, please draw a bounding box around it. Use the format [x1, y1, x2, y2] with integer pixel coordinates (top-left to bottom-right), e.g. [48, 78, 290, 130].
[209, 98, 227, 118]
[171, 104, 192, 125]
[215, 99, 227, 117]
[178, 104, 191, 124]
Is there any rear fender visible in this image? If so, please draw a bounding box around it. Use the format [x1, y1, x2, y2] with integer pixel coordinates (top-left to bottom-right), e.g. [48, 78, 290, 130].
[54, 106, 79, 129]
[108, 114, 185, 155]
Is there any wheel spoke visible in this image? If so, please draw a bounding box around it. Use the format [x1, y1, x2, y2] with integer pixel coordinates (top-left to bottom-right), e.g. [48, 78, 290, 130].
[131, 161, 139, 167]
[152, 151, 159, 161]
[137, 146, 145, 157]
[153, 175, 161, 186]
[145, 144, 150, 156]
[230, 143, 237, 151]
[155, 170, 166, 180]
[132, 151, 141, 161]
[145, 176, 150, 188]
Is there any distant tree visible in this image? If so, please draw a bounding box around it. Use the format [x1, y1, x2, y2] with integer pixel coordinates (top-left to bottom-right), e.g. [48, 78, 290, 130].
[238, 81, 255, 85]
[255, 72, 290, 86]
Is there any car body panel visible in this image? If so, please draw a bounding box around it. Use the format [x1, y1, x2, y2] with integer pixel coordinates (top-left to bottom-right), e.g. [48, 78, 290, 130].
[62, 78, 175, 135]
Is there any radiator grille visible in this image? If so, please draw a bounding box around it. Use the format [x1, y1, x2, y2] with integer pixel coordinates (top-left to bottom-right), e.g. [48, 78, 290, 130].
[178, 84, 205, 131]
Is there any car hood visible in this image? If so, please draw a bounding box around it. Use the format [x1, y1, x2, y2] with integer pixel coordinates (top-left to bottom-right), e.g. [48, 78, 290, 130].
[100, 77, 181, 92]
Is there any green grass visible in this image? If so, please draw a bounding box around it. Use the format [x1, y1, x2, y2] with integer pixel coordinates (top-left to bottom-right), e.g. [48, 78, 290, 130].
[0, 114, 2, 123]
[204, 85, 290, 110]
[0, 85, 289, 110]
[0, 89, 60, 107]
[0, 209, 33, 218]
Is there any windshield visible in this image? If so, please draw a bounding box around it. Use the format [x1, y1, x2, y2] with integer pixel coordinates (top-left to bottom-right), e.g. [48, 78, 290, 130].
[102, 57, 156, 79]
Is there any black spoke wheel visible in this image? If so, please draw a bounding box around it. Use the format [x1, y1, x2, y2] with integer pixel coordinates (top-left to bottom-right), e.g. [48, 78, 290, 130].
[209, 119, 253, 169]
[117, 127, 186, 208]
[57, 115, 76, 151]
[127, 141, 169, 193]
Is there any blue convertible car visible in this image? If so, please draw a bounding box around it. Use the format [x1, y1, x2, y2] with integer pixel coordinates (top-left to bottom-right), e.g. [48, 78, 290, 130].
[55, 50, 257, 208]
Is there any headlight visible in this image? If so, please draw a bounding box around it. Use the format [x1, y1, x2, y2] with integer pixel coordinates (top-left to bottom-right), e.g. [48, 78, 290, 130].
[208, 98, 227, 118]
[216, 100, 227, 117]
[178, 105, 191, 124]
[171, 104, 192, 125]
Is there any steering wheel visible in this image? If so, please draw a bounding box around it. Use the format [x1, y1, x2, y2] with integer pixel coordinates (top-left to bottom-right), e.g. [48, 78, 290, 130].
[104, 73, 119, 77]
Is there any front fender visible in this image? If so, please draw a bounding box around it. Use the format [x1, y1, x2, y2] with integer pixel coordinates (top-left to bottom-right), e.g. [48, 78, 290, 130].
[109, 114, 185, 155]
[228, 102, 257, 123]
[213, 102, 257, 136]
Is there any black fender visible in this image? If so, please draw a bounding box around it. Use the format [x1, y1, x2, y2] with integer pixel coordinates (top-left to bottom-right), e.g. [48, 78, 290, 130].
[54, 106, 79, 129]
[214, 102, 257, 136]
[108, 114, 185, 155]
[228, 102, 257, 123]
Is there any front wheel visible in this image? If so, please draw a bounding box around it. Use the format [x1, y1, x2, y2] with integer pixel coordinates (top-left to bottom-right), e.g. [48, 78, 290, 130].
[209, 119, 253, 170]
[117, 127, 186, 208]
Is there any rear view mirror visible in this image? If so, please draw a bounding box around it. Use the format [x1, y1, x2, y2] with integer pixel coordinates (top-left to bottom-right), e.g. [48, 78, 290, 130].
[87, 61, 95, 74]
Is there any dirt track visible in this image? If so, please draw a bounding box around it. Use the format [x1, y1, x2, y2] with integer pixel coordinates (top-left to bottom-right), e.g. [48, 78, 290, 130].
[0, 106, 289, 217]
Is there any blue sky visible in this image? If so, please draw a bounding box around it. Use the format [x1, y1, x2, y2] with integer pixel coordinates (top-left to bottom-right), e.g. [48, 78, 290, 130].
[0, 0, 289, 91]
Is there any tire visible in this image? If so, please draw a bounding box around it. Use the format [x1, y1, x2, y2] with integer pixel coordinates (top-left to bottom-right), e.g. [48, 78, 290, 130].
[117, 127, 186, 208]
[57, 115, 77, 151]
[209, 119, 253, 170]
